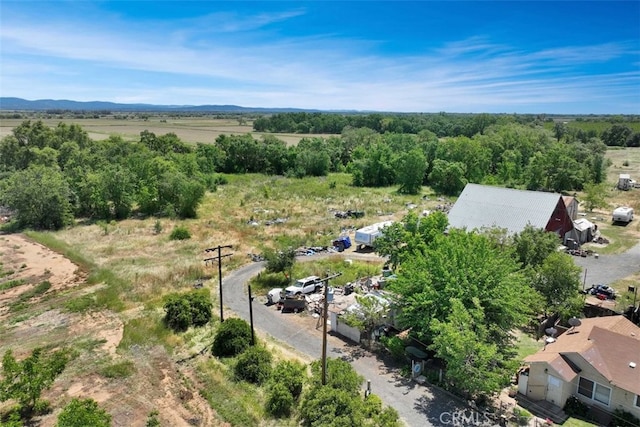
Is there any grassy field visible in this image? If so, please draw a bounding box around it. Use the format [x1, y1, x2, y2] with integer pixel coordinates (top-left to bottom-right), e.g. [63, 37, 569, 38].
[543, 120, 640, 134]
[0, 116, 333, 145]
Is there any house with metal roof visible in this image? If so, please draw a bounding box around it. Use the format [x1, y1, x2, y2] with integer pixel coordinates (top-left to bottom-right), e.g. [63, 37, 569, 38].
[447, 184, 574, 240]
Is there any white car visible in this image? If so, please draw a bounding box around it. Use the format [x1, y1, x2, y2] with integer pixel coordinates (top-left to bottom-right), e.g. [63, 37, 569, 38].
[285, 276, 321, 296]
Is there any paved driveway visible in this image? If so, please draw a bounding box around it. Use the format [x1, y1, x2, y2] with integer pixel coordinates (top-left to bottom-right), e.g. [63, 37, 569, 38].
[222, 260, 471, 427]
[572, 242, 640, 287]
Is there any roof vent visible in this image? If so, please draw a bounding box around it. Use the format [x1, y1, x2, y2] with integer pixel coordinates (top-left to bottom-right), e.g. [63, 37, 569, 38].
[630, 362, 637, 369]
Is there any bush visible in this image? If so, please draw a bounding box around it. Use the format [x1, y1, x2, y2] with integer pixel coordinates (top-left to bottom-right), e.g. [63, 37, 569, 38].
[564, 395, 589, 417]
[265, 382, 295, 418]
[380, 335, 406, 362]
[234, 346, 272, 385]
[56, 398, 111, 427]
[163, 289, 212, 332]
[212, 318, 252, 357]
[513, 407, 532, 426]
[611, 409, 640, 427]
[270, 360, 306, 399]
[169, 225, 191, 240]
[163, 296, 192, 332]
[264, 247, 296, 274]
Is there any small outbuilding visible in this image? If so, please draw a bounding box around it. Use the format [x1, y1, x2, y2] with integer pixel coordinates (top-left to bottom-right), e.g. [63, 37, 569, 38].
[571, 218, 596, 244]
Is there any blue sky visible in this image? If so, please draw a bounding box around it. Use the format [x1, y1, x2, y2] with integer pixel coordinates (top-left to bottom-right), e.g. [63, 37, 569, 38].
[1, 1, 639, 113]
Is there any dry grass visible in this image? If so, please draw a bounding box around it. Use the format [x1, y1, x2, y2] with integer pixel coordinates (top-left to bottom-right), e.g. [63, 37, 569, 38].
[0, 116, 333, 145]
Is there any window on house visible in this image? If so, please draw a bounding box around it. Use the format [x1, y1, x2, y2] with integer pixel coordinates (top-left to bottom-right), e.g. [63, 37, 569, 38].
[594, 383, 611, 405]
[635, 395, 640, 408]
[578, 377, 594, 399]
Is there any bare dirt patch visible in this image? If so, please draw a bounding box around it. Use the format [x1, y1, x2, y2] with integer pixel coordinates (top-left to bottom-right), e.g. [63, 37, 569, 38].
[0, 234, 222, 426]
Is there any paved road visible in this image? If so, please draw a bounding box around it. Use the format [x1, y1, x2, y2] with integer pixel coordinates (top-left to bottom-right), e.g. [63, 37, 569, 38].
[222, 259, 470, 427]
[572, 242, 640, 287]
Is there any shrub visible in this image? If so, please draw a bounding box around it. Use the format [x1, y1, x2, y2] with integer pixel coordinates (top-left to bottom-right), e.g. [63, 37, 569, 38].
[163, 289, 212, 332]
[234, 346, 272, 385]
[153, 220, 163, 235]
[513, 407, 532, 426]
[163, 296, 192, 332]
[563, 395, 589, 417]
[56, 398, 111, 427]
[169, 225, 191, 240]
[265, 382, 295, 418]
[270, 360, 306, 399]
[146, 410, 160, 427]
[611, 408, 640, 427]
[380, 335, 406, 362]
[212, 318, 252, 357]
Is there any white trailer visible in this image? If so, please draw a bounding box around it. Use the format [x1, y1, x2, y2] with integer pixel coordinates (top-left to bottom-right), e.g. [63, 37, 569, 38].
[354, 221, 393, 249]
[617, 174, 632, 191]
[612, 207, 634, 223]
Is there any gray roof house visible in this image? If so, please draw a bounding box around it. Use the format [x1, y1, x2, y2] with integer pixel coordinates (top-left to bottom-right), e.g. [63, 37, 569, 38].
[447, 184, 574, 238]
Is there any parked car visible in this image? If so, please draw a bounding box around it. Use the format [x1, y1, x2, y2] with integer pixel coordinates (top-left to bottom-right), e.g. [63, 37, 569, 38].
[588, 284, 616, 300]
[285, 276, 321, 296]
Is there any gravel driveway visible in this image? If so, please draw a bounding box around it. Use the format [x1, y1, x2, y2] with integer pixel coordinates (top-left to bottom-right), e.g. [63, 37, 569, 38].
[222, 259, 471, 427]
[572, 242, 640, 287]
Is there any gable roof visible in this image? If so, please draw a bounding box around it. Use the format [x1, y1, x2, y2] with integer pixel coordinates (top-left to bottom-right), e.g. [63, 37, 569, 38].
[525, 316, 640, 395]
[447, 184, 564, 235]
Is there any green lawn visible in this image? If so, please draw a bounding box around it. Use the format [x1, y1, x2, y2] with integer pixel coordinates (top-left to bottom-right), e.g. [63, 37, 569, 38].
[561, 417, 599, 427]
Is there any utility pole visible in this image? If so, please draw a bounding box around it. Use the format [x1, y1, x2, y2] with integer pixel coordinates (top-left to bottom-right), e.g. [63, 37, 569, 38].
[204, 245, 233, 322]
[248, 284, 255, 345]
[319, 272, 342, 386]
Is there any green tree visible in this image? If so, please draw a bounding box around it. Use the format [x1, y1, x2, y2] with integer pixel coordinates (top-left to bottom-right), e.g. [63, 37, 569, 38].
[2, 165, 73, 230]
[427, 159, 467, 195]
[56, 398, 111, 427]
[395, 148, 426, 194]
[0, 348, 70, 417]
[430, 299, 515, 397]
[264, 247, 296, 274]
[533, 252, 583, 319]
[583, 182, 608, 212]
[511, 225, 560, 269]
[163, 289, 212, 332]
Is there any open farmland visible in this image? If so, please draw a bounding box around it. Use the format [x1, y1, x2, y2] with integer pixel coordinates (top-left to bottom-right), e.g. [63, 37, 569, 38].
[0, 115, 335, 145]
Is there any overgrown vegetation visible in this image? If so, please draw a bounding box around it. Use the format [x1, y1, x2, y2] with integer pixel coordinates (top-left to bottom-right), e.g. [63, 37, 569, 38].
[0, 347, 71, 420]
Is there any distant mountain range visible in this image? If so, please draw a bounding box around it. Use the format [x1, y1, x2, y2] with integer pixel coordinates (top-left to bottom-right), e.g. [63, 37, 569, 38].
[0, 97, 324, 113]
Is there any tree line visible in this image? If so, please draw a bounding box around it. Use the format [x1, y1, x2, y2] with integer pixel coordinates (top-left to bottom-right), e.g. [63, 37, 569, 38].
[0, 119, 609, 230]
[254, 112, 640, 144]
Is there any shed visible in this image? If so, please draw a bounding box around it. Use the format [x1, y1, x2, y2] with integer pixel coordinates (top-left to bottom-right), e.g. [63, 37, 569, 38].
[572, 218, 596, 244]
